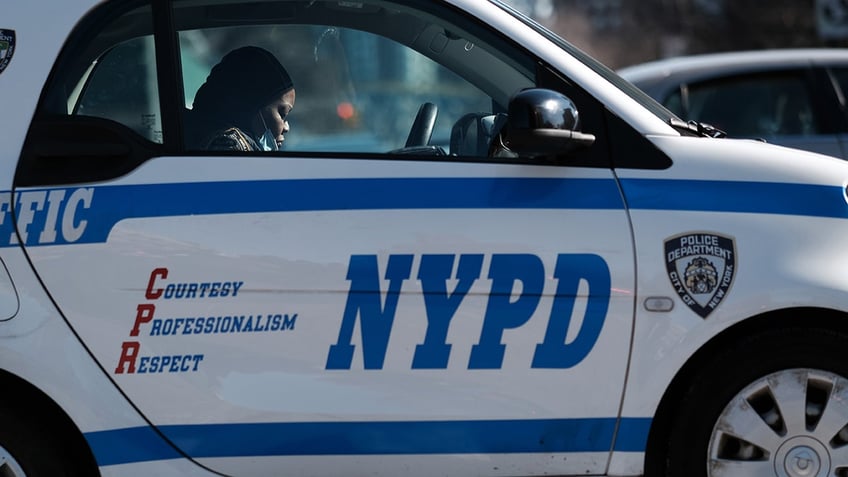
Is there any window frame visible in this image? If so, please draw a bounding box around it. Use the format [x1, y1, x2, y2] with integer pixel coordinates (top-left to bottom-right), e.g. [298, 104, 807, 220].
[16, 0, 170, 186]
[18, 0, 623, 187]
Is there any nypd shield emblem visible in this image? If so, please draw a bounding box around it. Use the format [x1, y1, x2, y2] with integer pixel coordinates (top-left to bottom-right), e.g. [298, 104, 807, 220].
[665, 232, 736, 318]
[0, 30, 15, 75]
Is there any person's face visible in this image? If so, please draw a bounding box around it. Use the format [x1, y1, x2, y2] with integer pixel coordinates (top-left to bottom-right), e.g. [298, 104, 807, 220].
[252, 88, 296, 148]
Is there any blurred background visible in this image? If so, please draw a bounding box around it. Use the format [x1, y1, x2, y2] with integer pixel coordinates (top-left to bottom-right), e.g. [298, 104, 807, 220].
[502, 0, 848, 68]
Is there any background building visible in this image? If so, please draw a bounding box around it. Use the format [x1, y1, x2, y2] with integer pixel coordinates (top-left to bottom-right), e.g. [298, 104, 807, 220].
[504, 0, 848, 68]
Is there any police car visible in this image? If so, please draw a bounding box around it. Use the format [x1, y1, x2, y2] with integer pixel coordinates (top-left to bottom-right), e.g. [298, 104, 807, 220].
[2, 1, 848, 476]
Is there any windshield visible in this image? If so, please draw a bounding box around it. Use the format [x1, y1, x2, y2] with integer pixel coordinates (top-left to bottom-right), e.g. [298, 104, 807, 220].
[489, 0, 679, 124]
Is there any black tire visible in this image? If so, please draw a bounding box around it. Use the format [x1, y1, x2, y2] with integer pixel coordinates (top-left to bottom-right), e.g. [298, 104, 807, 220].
[662, 327, 848, 477]
[0, 395, 97, 477]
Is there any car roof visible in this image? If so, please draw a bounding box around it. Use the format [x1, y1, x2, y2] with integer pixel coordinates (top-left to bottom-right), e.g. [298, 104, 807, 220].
[618, 48, 848, 87]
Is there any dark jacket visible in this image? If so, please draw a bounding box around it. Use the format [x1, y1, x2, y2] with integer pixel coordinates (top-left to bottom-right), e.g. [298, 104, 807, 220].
[194, 125, 260, 152]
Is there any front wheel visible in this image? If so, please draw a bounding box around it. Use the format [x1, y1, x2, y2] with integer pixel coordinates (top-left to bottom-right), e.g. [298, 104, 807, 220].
[0, 445, 27, 477]
[0, 395, 97, 477]
[662, 327, 848, 477]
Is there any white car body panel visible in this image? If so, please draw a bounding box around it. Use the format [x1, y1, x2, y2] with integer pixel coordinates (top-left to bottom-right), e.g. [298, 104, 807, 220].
[2, 0, 848, 476]
[619, 135, 848, 412]
[2, 2, 93, 184]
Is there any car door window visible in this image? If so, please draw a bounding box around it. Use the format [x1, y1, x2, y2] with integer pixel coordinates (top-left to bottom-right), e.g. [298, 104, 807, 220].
[175, 1, 534, 156]
[25, 0, 606, 191]
[679, 72, 820, 138]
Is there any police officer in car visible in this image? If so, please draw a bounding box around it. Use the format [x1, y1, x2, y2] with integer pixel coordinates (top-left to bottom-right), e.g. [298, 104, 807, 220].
[186, 46, 296, 151]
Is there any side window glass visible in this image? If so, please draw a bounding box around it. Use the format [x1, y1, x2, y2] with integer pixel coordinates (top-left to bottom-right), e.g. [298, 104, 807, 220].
[75, 36, 162, 143]
[176, 1, 534, 156]
[41, 6, 161, 143]
[685, 73, 819, 137]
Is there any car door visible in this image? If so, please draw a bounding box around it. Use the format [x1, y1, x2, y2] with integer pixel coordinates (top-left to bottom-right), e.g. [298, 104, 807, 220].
[14, 1, 637, 475]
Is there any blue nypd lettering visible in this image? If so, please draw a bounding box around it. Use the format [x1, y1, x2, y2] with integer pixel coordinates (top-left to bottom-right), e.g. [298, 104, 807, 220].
[0, 188, 93, 245]
[326, 253, 611, 370]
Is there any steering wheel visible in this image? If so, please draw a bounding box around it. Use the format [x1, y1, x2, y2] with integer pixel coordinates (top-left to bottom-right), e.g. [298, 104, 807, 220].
[404, 102, 438, 147]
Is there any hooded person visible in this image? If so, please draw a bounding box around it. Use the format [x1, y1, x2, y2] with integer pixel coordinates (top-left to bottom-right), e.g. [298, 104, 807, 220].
[187, 46, 295, 151]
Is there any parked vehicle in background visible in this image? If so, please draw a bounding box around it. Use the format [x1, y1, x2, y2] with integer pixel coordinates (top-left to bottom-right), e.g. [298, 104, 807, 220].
[619, 49, 848, 159]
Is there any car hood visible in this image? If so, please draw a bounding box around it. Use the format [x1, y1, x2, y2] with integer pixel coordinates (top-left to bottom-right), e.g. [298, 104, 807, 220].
[645, 135, 848, 188]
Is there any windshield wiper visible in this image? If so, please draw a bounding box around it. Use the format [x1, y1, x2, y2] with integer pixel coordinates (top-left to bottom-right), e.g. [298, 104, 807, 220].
[669, 118, 727, 138]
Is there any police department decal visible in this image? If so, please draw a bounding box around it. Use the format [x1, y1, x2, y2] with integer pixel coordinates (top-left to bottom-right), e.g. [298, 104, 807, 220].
[0, 30, 14, 75]
[665, 232, 735, 318]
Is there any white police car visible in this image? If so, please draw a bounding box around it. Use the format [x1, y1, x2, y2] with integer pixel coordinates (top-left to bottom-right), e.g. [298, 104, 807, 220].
[2, 1, 848, 476]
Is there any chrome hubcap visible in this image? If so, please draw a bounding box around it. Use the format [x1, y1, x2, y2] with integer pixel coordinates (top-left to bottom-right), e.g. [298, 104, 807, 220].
[775, 437, 828, 477]
[0, 446, 26, 477]
[708, 369, 848, 477]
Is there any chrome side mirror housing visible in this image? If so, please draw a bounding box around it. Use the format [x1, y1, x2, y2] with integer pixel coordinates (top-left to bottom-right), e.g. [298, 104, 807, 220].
[504, 88, 595, 156]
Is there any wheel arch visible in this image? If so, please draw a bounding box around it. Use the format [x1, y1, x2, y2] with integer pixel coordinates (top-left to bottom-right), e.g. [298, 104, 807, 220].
[0, 367, 101, 476]
[642, 306, 848, 473]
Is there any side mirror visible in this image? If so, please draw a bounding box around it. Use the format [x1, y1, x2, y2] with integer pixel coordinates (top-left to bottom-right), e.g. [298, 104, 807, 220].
[503, 88, 595, 157]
